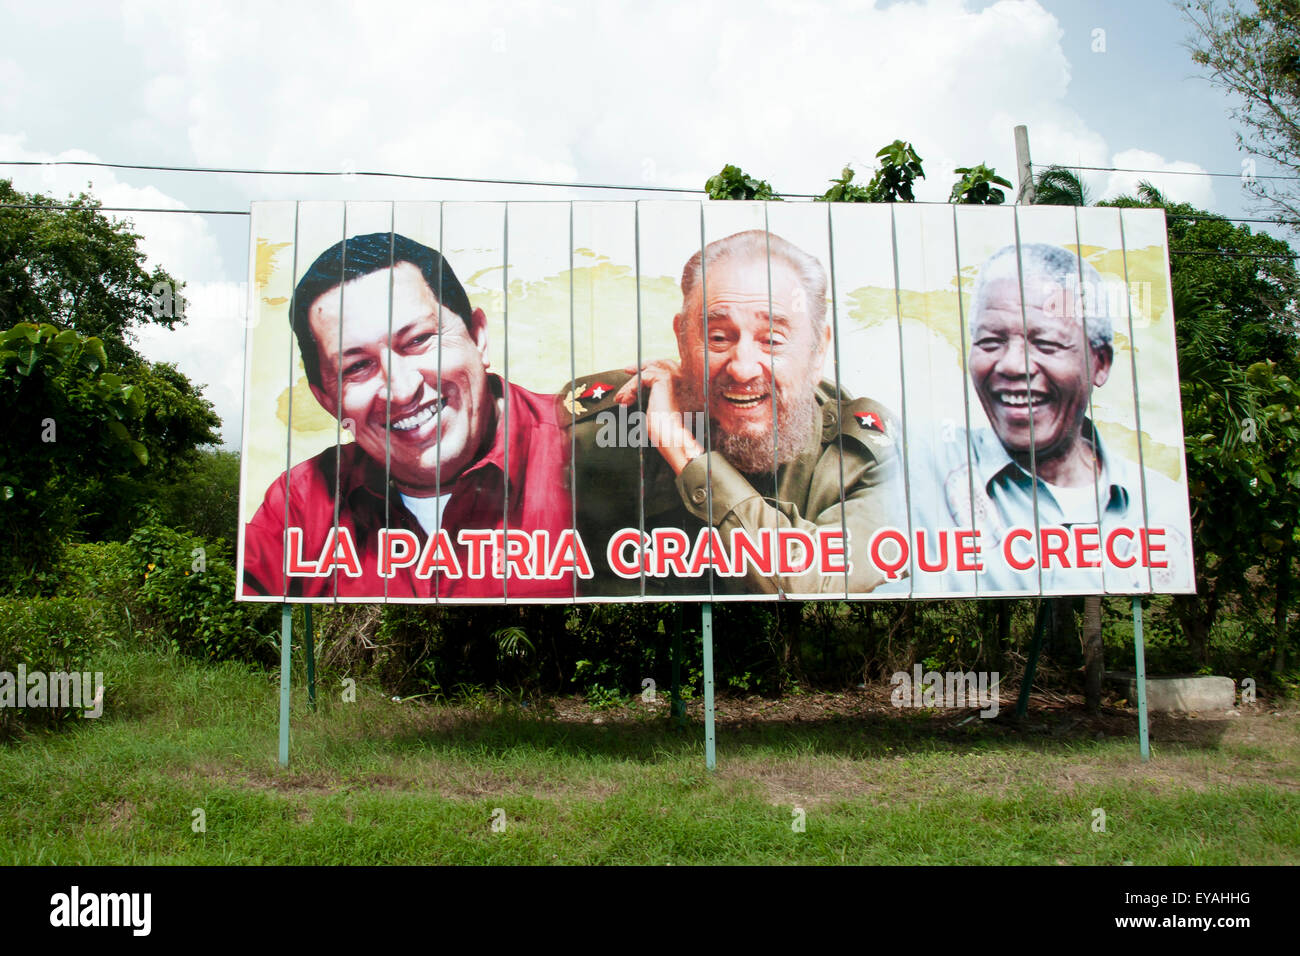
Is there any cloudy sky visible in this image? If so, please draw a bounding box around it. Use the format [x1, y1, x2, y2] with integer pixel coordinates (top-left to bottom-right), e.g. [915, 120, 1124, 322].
[0, 0, 1267, 444]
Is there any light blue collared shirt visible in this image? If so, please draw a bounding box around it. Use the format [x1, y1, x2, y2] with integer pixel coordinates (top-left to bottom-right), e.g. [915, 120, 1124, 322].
[891, 419, 1194, 596]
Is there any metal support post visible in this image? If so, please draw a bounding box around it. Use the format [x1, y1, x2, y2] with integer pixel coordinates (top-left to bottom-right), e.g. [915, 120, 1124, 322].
[702, 602, 715, 771]
[671, 603, 684, 727]
[305, 604, 316, 712]
[1016, 600, 1047, 718]
[278, 604, 292, 767]
[1133, 597, 1151, 761]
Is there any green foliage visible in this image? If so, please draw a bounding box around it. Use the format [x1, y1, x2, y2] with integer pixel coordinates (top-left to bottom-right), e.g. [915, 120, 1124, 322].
[0, 181, 221, 576]
[949, 163, 1013, 204]
[125, 520, 277, 664]
[704, 164, 781, 201]
[57, 542, 137, 614]
[864, 140, 926, 202]
[1097, 189, 1300, 667]
[492, 626, 533, 662]
[564, 604, 668, 698]
[1183, 0, 1300, 228]
[1032, 165, 1092, 206]
[72, 361, 221, 544]
[0, 322, 148, 589]
[818, 166, 873, 203]
[0, 596, 107, 672]
[0, 179, 184, 367]
[580, 675, 627, 709]
[153, 448, 241, 546]
[0, 596, 111, 733]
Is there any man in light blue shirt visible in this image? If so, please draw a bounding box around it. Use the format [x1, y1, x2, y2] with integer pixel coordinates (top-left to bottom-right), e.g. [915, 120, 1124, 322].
[900, 243, 1194, 596]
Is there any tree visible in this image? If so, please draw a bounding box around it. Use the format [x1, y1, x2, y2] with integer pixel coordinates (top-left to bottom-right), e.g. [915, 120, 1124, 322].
[0, 180, 221, 578]
[819, 166, 874, 203]
[1032, 165, 1094, 206]
[862, 140, 926, 203]
[0, 179, 185, 367]
[0, 323, 148, 588]
[949, 163, 1014, 204]
[1182, 0, 1300, 228]
[155, 448, 242, 546]
[1101, 188, 1300, 669]
[704, 165, 781, 201]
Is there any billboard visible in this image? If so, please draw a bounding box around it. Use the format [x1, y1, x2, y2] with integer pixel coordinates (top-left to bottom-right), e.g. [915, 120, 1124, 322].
[235, 201, 1195, 603]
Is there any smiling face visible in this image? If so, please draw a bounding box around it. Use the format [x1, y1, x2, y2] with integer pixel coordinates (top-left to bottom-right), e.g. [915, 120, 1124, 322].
[306, 262, 496, 495]
[673, 254, 830, 474]
[968, 276, 1112, 464]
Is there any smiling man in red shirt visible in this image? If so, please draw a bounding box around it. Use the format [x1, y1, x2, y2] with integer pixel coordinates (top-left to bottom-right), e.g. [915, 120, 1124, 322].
[240, 233, 577, 601]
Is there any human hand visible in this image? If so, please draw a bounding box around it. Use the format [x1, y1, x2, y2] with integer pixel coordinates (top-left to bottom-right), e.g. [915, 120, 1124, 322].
[615, 360, 679, 405]
[616, 359, 703, 474]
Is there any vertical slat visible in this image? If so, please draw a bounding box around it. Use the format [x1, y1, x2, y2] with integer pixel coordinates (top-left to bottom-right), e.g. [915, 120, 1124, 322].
[702, 601, 715, 770]
[1133, 597, 1151, 761]
[278, 604, 292, 767]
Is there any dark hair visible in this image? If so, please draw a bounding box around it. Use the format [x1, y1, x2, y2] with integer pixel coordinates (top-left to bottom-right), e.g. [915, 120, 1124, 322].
[291, 232, 474, 388]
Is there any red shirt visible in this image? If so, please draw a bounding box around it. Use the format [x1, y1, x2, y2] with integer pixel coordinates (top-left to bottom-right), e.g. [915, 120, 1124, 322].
[239, 376, 576, 601]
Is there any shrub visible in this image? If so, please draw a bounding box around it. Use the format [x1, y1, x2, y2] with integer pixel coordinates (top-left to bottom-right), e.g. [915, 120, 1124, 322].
[57, 542, 137, 629]
[126, 520, 277, 664]
[0, 596, 109, 734]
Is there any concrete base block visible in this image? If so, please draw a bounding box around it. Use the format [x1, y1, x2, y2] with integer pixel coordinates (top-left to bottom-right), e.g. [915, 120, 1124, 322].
[1104, 673, 1236, 713]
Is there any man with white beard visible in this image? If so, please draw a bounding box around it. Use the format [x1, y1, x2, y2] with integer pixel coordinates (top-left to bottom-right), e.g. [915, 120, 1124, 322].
[565, 229, 904, 597]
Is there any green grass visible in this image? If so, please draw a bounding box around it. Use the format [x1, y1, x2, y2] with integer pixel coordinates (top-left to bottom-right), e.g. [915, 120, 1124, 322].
[1, 647, 1297, 865]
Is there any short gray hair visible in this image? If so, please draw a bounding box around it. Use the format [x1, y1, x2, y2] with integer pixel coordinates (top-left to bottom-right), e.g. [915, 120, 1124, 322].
[970, 243, 1114, 352]
[680, 230, 827, 338]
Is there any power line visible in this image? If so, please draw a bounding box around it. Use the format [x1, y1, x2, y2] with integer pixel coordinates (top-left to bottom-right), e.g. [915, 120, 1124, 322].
[0, 158, 753, 196]
[8, 201, 1293, 261]
[14, 201, 1292, 231]
[1, 202, 247, 216]
[8, 156, 1300, 206]
[1033, 161, 1300, 182]
[1172, 249, 1299, 260]
[7, 197, 1300, 266]
[1166, 212, 1300, 226]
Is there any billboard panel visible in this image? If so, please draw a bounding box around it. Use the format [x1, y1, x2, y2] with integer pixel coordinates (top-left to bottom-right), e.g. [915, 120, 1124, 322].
[236, 201, 1195, 603]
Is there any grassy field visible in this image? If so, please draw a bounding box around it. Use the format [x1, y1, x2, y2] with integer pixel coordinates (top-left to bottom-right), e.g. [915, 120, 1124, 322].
[2, 648, 1297, 865]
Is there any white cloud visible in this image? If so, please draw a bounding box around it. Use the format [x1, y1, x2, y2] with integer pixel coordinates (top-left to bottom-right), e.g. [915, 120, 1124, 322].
[103, 0, 1100, 201]
[0, 134, 225, 279]
[133, 281, 248, 449]
[1, 134, 235, 438]
[1102, 148, 1216, 208]
[3, 0, 1228, 444]
[0, 58, 22, 114]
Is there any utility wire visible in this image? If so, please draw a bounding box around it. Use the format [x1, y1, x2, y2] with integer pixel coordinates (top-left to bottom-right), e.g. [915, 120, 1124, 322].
[8, 201, 1296, 235]
[8, 159, 1299, 226]
[1171, 249, 1299, 260]
[1033, 161, 1300, 182]
[8, 156, 1300, 206]
[1167, 212, 1300, 226]
[0, 158, 836, 197]
[0, 158, 769, 196]
[1, 202, 247, 216]
[8, 201, 1294, 261]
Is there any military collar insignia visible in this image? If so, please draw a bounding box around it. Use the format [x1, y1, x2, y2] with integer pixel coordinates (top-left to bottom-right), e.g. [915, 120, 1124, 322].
[854, 410, 885, 432]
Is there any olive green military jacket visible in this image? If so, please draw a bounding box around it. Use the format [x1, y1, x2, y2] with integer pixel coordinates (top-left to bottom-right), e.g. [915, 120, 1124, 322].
[560, 370, 905, 598]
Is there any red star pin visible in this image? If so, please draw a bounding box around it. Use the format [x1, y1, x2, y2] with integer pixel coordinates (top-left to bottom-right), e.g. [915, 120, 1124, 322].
[855, 411, 884, 432]
[581, 382, 613, 401]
